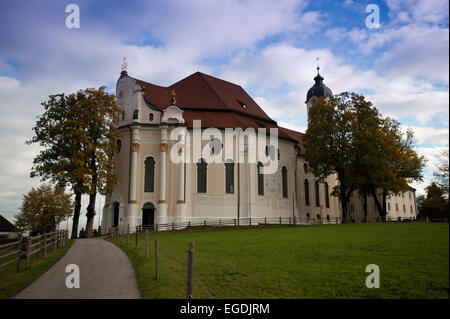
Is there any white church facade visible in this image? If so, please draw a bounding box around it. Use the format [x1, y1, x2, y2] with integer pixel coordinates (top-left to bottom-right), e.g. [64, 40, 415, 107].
[101, 66, 417, 232]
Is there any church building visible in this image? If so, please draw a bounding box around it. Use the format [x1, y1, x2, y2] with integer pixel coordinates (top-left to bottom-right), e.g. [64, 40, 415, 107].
[101, 64, 417, 231]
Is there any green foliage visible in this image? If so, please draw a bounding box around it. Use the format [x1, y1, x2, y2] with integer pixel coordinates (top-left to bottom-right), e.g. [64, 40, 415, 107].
[424, 183, 448, 211]
[433, 148, 449, 196]
[14, 184, 73, 235]
[28, 86, 124, 238]
[304, 92, 425, 218]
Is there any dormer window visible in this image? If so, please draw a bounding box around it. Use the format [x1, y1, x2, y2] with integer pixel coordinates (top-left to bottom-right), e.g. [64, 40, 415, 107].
[237, 100, 246, 109]
[133, 109, 139, 120]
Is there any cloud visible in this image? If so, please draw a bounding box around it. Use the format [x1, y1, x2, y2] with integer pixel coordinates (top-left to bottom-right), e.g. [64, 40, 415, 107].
[0, 0, 447, 222]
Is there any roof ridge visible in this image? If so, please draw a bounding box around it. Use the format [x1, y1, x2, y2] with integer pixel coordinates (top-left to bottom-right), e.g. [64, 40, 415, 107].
[196, 72, 229, 110]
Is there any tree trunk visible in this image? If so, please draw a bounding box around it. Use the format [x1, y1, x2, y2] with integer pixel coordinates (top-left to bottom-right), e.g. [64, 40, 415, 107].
[382, 190, 387, 221]
[71, 191, 82, 239]
[85, 192, 96, 238]
[85, 153, 98, 238]
[370, 186, 384, 219]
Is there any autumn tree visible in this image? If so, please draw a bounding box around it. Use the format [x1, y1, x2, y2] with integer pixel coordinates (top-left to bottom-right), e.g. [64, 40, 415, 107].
[28, 87, 123, 238]
[78, 87, 122, 238]
[417, 182, 449, 220]
[304, 93, 355, 220]
[28, 92, 91, 238]
[351, 108, 425, 218]
[15, 184, 73, 235]
[305, 92, 425, 221]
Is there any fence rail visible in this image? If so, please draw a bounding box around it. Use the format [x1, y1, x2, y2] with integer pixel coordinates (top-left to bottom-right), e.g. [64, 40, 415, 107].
[108, 214, 446, 237]
[0, 230, 69, 273]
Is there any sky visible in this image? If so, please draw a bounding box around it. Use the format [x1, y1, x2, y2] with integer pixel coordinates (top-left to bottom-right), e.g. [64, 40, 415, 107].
[0, 0, 448, 230]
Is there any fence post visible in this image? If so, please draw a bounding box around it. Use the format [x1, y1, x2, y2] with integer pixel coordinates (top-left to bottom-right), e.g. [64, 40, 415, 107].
[135, 227, 138, 249]
[234, 218, 236, 227]
[127, 224, 130, 244]
[54, 232, 57, 252]
[43, 233, 47, 259]
[219, 219, 222, 226]
[25, 237, 31, 269]
[203, 220, 206, 229]
[145, 229, 149, 259]
[16, 240, 22, 273]
[265, 217, 267, 225]
[279, 216, 282, 225]
[186, 242, 195, 299]
[36, 235, 40, 261]
[249, 217, 252, 226]
[155, 237, 159, 280]
[172, 222, 175, 231]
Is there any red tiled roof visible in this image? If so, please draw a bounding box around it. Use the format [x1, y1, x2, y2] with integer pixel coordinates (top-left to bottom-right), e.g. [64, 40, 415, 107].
[130, 71, 297, 143]
[279, 127, 306, 155]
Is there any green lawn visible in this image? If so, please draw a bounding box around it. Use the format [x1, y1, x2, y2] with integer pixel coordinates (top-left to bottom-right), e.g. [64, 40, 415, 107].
[0, 239, 74, 299]
[107, 223, 449, 299]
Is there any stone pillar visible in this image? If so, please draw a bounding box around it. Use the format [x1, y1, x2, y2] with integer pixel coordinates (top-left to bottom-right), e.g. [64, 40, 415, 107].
[157, 126, 168, 226]
[176, 130, 186, 225]
[127, 125, 140, 229]
[101, 203, 111, 234]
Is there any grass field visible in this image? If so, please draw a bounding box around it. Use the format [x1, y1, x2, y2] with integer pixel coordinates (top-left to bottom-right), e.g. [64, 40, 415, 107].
[0, 239, 74, 299]
[107, 223, 449, 299]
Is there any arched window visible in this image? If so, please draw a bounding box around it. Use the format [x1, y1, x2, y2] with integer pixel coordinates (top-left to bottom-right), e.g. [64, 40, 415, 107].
[210, 138, 222, 155]
[225, 160, 234, 194]
[144, 157, 155, 192]
[395, 203, 399, 211]
[149, 113, 154, 121]
[197, 158, 207, 193]
[388, 202, 391, 211]
[133, 109, 139, 120]
[315, 181, 320, 207]
[304, 179, 310, 206]
[326, 215, 330, 222]
[257, 162, 264, 195]
[282, 166, 288, 198]
[403, 204, 406, 213]
[325, 182, 329, 208]
[303, 163, 308, 174]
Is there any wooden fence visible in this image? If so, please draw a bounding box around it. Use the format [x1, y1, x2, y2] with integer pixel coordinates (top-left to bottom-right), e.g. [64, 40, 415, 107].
[0, 230, 69, 273]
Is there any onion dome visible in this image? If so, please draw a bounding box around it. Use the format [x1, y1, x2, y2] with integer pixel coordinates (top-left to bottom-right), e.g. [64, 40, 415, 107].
[306, 67, 332, 102]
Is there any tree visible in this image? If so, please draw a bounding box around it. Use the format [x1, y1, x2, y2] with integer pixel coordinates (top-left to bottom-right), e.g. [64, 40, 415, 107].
[27, 87, 123, 238]
[417, 182, 449, 221]
[15, 184, 73, 235]
[305, 92, 425, 221]
[433, 147, 449, 196]
[304, 93, 356, 220]
[353, 114, 425, 218]
[28, 92, 91, 239]
[78, 87, 122, 238]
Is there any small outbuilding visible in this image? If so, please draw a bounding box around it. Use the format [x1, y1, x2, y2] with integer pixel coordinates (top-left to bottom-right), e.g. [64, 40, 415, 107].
[0, 214, 19, 239]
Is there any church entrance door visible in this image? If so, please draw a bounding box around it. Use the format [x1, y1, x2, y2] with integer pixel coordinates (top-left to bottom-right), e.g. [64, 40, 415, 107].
[142, 203, 155, 229]
[113, 202, 120, 227]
